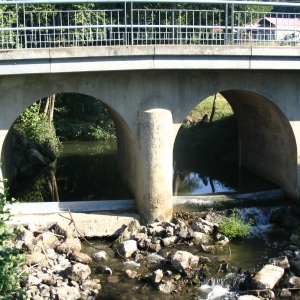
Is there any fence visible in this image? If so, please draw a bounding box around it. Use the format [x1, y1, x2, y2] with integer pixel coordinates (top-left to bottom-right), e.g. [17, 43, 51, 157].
[0, 0, 300, 49]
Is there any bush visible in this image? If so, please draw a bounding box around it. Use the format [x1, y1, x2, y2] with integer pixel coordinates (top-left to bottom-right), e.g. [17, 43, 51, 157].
[219, 210, 253, 241]
[0, 175, 26, 299]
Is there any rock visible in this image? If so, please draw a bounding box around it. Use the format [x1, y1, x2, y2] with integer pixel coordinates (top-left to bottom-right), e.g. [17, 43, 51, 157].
[151, 269, 163, 284]
[148, 243, 162, 253]
[250, 264, 284, 289]
[280, 288, 292, 298]
[27, 221, 48, 233]
[171, 250, 199, 271]
[81, 278, 101, 291]
[162, 236, 177, 247]
[26, 252, 48, 266]
[290, 258, 300, 276]
[119, 219, 141, 240]
[290, 234, 300, 247]
[24, 275, 42, 286]
[36, 231, 60, 249]
[55, 221, 76, 238]
[158, 281, 176, 294]
[204, 210, 227, 226]
[125, 270, 138, 279]
[69, 251, 92, 264]
[288, 276, 300, 287]
[174, 220, 191, 239]
[193, 232, 211, 245]
[56, 284, 81, 300]
[92, 251, 108, 262]
[137, 238, 151, 249]
[56, 238, 82, 254]
[96, 265, 112, 275]
[238, 296, 261, 300]
[15, 228, 36, 252]
[27, 149, 48, 166]
[63, 263, 91, 282]
[191, 217, 214, 234]
[269, 256, 290, 269]
[116, 240, 137, 258]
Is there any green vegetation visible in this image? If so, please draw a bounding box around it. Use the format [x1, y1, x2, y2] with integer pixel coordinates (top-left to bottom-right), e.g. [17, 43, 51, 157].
[13, 101, 61, 159]
[175, 94, 238, 163]
[54, 93, 116, 141]
[219, 210, 253, 240]
[0, 175, 26, 299]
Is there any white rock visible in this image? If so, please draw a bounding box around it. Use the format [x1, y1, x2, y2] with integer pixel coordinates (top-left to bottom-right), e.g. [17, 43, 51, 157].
[171, 250, 199, 271]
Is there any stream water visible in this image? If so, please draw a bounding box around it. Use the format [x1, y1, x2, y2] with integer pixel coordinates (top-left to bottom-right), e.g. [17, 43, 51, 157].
[82, 206, 288, 300]
[11, 140, 277, 202]
[11, 140, 291, 299]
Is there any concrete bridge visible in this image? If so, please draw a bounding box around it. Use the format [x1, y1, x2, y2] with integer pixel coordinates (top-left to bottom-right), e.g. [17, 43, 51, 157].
[0, 45, 300, 223]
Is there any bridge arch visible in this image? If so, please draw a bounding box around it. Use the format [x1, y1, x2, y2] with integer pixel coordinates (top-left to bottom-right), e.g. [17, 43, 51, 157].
[173, 88, 297, 200]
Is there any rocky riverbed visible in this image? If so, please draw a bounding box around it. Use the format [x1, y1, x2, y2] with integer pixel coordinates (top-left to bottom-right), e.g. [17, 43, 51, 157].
[14, 206, 300, 299]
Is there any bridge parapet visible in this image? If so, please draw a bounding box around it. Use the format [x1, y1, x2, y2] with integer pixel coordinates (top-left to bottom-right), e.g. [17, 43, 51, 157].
[0, 0, 300, 49]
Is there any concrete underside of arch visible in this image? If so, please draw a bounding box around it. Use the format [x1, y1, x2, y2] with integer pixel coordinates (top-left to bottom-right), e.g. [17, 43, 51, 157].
[0, 68, 299, 222]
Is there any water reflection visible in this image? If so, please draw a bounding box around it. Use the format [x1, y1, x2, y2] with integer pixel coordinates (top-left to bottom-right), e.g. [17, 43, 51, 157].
[11, 141, 277, 203]
[173, 158, 277, 196]
[11, 141, 133, 202]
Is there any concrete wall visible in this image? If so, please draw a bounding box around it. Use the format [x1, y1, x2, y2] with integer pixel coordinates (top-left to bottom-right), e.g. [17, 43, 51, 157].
[0, 46, 300, 221]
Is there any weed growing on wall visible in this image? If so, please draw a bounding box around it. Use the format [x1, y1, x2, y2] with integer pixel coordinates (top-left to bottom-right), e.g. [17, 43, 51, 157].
[0, 175, 26, 299]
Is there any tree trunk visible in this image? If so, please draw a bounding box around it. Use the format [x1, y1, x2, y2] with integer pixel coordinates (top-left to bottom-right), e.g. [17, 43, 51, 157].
[209, 93, 217, 123]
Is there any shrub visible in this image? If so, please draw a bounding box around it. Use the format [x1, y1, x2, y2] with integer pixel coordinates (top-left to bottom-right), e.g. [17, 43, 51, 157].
[219, 210, 253, 241]
[0, 175, 26, 299]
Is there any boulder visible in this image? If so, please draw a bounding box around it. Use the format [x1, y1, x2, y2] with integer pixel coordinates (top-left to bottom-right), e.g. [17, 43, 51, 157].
[151, 269, 163, 284]
[92, 251, 108, 262]
[55, 221, 76, 238]
[268, 256, 290, 269]
[191, 218, 214, 235]
[63, 263, 91, 282]
[36, 231, 60, 249]
[116, 240, 137, 258]
[56, 284, 81, 300]
[171, 250, 199, 271]
[250, 264, 284, 289]
[69, 251, 92, 264]
[56, 238, 81, 254]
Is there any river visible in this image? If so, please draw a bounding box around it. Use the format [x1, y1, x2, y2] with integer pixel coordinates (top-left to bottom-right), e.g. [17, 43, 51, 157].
[12, 140, 277, 202]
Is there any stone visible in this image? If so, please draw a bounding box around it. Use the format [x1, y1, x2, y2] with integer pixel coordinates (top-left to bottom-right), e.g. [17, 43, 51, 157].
[171, 250, 199, 271]
[63, 263, 91, 282]
[238, 296, 260, 300]
[280, 288, 292, 298]
[92, 251, 108, 262]
[269, 256, 290, 269]
[55, 221, 76, 238]
[290, 258, 300, 276]
[27, 149, 48, 166]
[125, 270, 138, 279]
[56, 238, 82, 254]
[158, 281, 176, 294]
[36, 231, 60, 249]
[56, 284, 81, 300]
[151, 269, 164, 284]
[290, 234, 300, 247]
[191, 218, 214, 234]
[193, 232, 211, 245]
[162, 236, 177, 247]
[288, 276, 300, 287]
[250, 264, 284, 289]
[96, 265, 112, 275]
[26, 252, 48, 266]
[116, 240, 137, 258]
[119, 219, 141, 240]
[15, 228, 36, 252]
[69, 251, 92, 264]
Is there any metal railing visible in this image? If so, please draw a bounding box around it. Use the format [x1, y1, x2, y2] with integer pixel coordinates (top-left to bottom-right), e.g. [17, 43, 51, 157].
[0, 0, 300, 49]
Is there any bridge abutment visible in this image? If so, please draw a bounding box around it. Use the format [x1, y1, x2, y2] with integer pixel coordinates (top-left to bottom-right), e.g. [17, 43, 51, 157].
[136, 109, 173, 223]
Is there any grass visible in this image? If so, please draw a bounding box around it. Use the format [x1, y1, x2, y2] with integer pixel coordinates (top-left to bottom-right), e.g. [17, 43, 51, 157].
[174, 93, 238, 164]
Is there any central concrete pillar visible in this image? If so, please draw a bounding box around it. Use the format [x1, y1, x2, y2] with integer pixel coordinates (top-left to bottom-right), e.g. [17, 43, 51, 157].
[136, 109, 173, 223]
